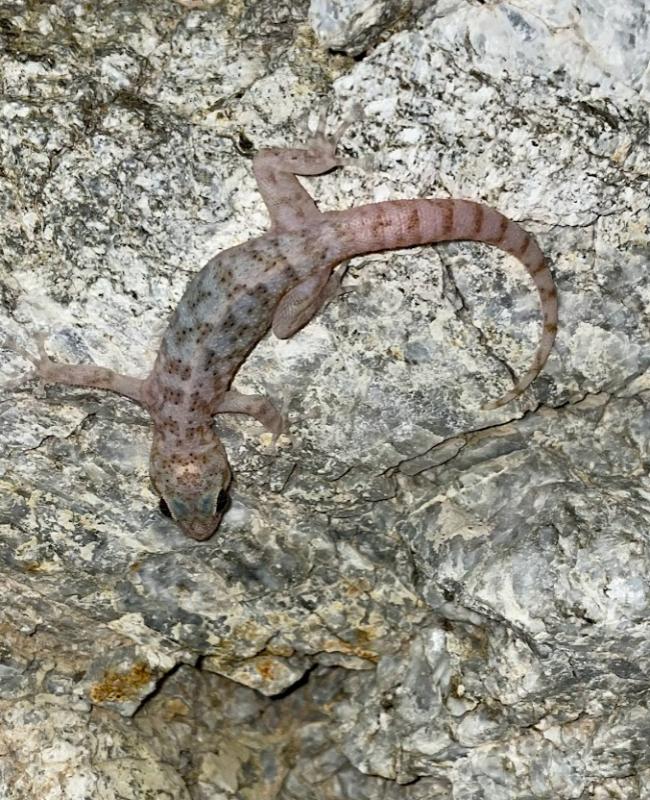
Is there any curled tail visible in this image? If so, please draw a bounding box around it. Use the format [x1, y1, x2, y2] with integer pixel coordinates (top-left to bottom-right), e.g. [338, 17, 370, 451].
[332, 198, 557, 408]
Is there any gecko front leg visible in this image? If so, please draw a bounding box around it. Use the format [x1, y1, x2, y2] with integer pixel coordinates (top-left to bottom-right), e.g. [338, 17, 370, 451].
[272, 265, 347, 339]
[214, 389, 284, 437]
[253, 107, 356, 233]
[256, 108, 359, 337]
[3, 333, 147, 407]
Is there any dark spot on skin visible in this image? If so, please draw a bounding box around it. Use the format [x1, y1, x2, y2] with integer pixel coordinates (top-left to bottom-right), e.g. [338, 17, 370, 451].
[405, 205, 420, 233]
[545, 322, 558, 333]
[514, 235, 531, 259]
[469, 203, 483, 237]
[440, 202, 454, 237]
[370, 209, 390, 237]
[496, 216, 509, 242]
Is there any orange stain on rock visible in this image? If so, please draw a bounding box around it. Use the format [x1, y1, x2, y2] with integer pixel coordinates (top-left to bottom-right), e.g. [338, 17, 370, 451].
[90, 661, 154, 703]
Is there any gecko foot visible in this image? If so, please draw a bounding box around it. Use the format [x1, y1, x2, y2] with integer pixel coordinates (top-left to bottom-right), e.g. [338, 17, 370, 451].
[258, 391, 292, 456]
[214, 388, 288, 442]
[1, 332, 147, 403]
[298, 103, 367, 170]
[270, 386, 293, 446]
[1, 332, 52, 383]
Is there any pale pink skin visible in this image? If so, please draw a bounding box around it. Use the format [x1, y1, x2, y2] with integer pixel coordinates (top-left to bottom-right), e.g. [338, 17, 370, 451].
[13, 120, 558, 540]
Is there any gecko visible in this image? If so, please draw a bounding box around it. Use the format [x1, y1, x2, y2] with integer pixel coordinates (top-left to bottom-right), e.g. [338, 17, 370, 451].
[5, 112, 558, 540]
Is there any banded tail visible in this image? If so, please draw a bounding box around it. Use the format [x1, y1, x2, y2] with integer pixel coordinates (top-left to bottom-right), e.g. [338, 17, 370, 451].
[330, 198, 557, 408]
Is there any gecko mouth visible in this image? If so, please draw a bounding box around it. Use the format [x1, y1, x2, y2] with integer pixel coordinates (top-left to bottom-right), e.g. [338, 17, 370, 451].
[183, 513, 226, 541]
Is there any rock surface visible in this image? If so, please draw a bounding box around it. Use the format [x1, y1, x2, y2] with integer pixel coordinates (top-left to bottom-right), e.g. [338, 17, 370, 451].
[309, 0, 430, 55]
[1, 0, 649, 797]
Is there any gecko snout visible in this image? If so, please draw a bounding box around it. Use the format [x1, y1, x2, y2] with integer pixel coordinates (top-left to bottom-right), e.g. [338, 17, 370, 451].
[157, 485, 231, 540]
[150, 430, 232, 540]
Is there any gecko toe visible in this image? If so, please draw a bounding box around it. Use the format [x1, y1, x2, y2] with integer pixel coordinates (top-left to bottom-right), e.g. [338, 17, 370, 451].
[298, 102, 365, 165]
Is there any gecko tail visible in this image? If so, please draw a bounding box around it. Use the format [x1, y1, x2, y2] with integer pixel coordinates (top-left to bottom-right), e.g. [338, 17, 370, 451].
[333, 198, 558, 408]
[482, 308, 557, 410]
[481, 346, 551, 410]
[482, 384, 534, 410]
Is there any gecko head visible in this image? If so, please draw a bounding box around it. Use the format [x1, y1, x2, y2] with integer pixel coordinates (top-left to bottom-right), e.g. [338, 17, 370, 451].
[149, 429, 232, 541]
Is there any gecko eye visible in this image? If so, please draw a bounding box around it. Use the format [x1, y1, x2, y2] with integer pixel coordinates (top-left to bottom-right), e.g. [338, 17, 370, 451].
[216, 490, 230, 513]
[159, 498, 173, 519]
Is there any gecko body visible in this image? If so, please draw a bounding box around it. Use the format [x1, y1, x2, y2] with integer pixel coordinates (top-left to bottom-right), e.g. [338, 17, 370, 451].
[10, 117, 558, 540]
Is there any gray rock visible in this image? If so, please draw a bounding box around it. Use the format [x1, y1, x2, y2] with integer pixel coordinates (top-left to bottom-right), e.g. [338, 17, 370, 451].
[309, 0, 430, 56]
[1, 0, 649, 797]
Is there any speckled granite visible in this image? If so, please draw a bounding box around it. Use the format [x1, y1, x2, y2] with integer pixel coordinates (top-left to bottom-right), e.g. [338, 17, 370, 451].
[1, 0, 649, 797]
[309, 0, 429, 55]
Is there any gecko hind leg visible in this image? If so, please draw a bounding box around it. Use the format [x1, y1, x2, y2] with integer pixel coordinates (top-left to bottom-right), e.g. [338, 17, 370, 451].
[272, 265, 349, 339]
[253, 104, 365, 233]
[2, 332, 147, 406]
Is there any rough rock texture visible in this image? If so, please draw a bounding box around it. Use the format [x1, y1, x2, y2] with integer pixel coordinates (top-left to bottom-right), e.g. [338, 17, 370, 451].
[1, 0, 649, 798]
[309, 0, 430, 55]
